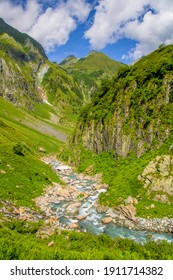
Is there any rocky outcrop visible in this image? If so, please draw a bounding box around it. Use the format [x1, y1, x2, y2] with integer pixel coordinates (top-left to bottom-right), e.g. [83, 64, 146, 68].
[117, 204, 137, 222]
[138, 155, 173, 203]
[0, 200, 44, 222]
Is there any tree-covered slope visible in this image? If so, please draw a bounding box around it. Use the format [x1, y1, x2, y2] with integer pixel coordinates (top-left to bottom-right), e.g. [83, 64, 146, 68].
[74, 45, 173, 158]
[60, 51, 126, 102]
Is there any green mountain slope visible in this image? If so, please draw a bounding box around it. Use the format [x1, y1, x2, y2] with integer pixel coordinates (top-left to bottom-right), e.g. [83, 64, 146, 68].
[0, 18, 82, 125]
[0, 19, 83, 207]
[61, 50, 124, 74]
[60, 51, 126, 101]
[0, 17, 46, 58]
[74, 45, 173, 157]
[0, 32, 43, 108]
[0, 97, 64, 207]
[42, 63, 83, 124]
[60, 55, 78, 66]
[66, 45, 173, 218]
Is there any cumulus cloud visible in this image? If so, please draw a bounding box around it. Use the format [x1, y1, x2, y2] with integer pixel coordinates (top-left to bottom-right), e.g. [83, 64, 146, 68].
[84, 0, 173, 60]
[0, 0, 41, 32]
[0, 0, 91, 51]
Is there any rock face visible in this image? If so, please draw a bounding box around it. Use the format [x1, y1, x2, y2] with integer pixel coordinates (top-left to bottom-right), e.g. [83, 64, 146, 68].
[73, 45, 173, 159]
[0, 32, 46, 108]
[138, 155, 173, 203]
[118, 204, 137, 221]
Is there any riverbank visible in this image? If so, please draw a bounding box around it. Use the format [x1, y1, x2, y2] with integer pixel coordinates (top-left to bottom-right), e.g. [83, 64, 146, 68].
[36, 157, 173, 238]
[0, 156, 172, 243]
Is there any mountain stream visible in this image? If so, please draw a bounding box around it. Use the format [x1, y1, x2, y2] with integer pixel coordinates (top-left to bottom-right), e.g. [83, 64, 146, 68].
[39, 158, 173, 243]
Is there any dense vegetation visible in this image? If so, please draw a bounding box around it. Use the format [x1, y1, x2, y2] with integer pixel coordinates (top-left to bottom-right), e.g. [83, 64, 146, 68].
[42, 65, 83, 124]
[0, 221, 173, 260]
[73, 45, 173, 158]
[78, 45, 173, 125]
[61, 133, 173, 219]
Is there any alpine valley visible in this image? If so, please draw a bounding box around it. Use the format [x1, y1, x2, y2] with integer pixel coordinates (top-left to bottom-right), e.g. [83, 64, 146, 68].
[0, 18, 173, 260]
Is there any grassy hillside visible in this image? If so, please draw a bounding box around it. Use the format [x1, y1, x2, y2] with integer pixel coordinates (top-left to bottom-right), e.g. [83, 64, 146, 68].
[0, 97, 65, 207]
[61, 51, 124, 74]
[42, 63, 83, 125]
[1, 223, 173, 259]
[0, 29, 82, 126]
[0, 17, 46, 58]
[60, 51, 126, 102]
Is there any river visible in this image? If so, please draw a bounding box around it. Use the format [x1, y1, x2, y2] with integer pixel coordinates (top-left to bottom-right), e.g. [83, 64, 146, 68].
[39, 158, 173, 243]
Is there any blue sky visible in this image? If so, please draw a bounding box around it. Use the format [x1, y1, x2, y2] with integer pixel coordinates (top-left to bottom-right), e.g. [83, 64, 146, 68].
[0, 0, 173, 64]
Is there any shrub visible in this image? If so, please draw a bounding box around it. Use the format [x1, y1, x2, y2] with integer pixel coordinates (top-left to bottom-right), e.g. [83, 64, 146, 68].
[13, 143, 29, 156]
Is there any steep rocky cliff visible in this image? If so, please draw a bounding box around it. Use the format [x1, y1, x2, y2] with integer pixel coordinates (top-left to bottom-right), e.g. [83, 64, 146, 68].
[0, 33, 45, 108]
[74, 45, 173, 158]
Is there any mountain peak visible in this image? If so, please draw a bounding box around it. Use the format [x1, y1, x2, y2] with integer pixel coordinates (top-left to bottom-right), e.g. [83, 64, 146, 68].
[88, 50, 97, 55]
[59, 55, 78, 66]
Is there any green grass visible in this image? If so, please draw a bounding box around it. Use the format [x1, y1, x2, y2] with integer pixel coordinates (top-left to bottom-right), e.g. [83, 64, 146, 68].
[0, 98, 65, 207]
[0, 221, 173, 260]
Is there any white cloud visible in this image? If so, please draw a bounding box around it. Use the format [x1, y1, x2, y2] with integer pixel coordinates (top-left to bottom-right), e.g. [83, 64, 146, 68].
[0, 0, 41, 32]
[84, 0, 173, 61]
[0, 0, 91, 52]
[29, 0, 91, 51]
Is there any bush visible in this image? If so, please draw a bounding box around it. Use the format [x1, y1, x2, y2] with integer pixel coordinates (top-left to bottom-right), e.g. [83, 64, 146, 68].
[13, 143, 29, 156]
